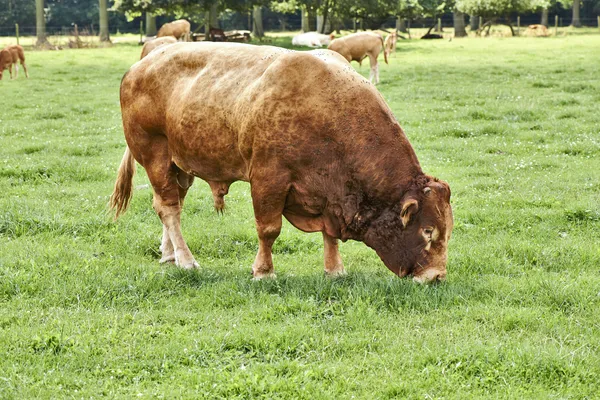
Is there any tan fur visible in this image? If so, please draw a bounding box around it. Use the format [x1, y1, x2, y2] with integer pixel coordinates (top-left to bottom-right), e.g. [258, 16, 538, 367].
[109, 147, 136, 219]
[384, 32, 397, 59]
[157, 20, 191, 41]
[328, 32, 387, 84]
[0, 45, 28, 80]
[140, 37, 177, 59]
[111, 42, 452, 281]
[526, 24, 549, 37]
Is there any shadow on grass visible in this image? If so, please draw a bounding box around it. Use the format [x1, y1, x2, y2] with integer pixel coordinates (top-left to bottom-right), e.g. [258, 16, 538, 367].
[164, 267, 492, 313]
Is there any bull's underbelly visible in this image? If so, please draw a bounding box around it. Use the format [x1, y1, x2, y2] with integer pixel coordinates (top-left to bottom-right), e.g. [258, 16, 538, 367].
[166, 128, 248, 183]
[165, 102, 249, 182]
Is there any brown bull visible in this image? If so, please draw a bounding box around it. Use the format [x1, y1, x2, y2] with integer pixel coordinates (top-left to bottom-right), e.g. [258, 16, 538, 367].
[110, 43, 453, 283]
[328, 32, 388, 84]
[140, 37, 177, 59]
[157, 19, 190, 41]
[0, 45, 29, 80]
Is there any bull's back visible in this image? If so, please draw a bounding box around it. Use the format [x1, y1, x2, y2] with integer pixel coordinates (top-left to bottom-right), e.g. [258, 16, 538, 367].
[120, 43, 383, 181]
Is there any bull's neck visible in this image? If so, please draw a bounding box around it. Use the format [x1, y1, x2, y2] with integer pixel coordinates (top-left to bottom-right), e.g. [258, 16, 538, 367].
[326, 123, 425, 241]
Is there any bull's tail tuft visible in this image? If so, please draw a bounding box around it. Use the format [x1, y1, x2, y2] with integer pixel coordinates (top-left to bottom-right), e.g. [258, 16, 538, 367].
[109, 147, 136, 219]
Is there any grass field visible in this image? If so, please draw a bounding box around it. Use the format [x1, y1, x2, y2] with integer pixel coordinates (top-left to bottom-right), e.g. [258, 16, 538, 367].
[1, 34, 599, 398]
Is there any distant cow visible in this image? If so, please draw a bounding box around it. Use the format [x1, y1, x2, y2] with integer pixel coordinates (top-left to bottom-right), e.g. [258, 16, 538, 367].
[110, 43, 453, 283]
[140, 37, 177, 59]
[384, 31, 397, 59]
[526, 24, 549, 37]
[157, 19, 191, 41]
[209, 27, 227, 42]
[292, 32, 335, 48]
[0, 45, 28, 80]
[328, 32, 388, 84]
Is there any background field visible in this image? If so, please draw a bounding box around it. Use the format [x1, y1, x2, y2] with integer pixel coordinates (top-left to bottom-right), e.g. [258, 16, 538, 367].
[1, 35, 599, 398]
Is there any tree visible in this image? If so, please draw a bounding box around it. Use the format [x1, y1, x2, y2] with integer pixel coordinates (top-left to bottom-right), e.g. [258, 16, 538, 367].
[456, 0, 547, 36]
[99, 0, 111, 41]
[571, 0, 581, 26]
[36, 0, 49, 46]
[453, 10, 467, 36]
[146, 12, 157, 36]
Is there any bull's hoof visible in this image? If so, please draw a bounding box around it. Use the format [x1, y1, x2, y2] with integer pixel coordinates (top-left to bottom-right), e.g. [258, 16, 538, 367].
[177, 260, 199, 270]
[325, 267, 347, 278]
[252, 271, 276, 280]
[159, 253, 176, 264]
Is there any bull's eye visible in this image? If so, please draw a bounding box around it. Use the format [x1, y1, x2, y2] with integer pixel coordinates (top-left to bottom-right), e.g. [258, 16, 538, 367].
[424, 227, 434, 239]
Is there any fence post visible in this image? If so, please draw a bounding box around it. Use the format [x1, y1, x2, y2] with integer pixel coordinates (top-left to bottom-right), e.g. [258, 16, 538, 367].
[598, 16, 600, 30]
[15, 24, 20, 45]
[517, 16, 520, 36]
[479, 16, 483, 31]
[437, 18, 441, 33]
[555, 15, 558, 36]
[139, 20, 143, 43]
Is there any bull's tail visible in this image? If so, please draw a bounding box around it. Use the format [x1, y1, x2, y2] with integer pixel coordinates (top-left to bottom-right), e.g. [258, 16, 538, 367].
[380, 35, 388, 65]
[109, 146, 136, 219]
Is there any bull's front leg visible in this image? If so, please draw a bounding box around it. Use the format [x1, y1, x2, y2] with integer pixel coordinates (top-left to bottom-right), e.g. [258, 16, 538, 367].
[250, 175, 290, 279]
[323, 232, 346, 276]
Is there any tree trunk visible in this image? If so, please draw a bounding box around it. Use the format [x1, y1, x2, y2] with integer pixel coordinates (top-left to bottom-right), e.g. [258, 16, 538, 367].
[470, 15, 479, 31]
[317, 14, 323, 33]
[146, 13, 156, 37]
[407, 19, 411, 39]
[541, 8, 549, 27]
[301, 6, 310, 32]
[205, 3, 218, 40]
[453, 11, 467, 37]
[36, 0, 48, 46]
[571, 0, 581, 27]
[397, 17, 407, 33]
[252, 5, 264, 38]
[99, 0, 110, 42]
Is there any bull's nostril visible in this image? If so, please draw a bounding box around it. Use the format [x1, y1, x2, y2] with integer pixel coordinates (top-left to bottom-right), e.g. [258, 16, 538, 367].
[436, 273, 447, 281]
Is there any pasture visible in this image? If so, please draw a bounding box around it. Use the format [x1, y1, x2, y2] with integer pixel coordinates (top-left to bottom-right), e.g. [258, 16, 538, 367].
[1, 35, 599, 398]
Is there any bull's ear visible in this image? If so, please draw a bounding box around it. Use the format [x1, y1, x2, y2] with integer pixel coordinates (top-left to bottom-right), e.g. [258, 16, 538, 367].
[400, 198, 419, 228]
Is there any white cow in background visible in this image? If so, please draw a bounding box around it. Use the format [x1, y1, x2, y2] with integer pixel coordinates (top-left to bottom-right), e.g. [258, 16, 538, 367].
[292, 32, 335, 48]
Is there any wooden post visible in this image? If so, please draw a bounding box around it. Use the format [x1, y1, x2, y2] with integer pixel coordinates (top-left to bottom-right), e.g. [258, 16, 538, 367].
[437, 18, 441, 33]
[598, 16, 600, 30]
[479, 16, 483, 30]
[554, 15, 558, 36]
[517, 16, 520, 36]
[15, 24, 20, 45]
[139, 20, 143, 43]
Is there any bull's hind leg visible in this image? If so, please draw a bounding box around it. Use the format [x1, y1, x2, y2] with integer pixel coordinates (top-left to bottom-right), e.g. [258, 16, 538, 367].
[323, 232, 345, 276]
[131, 133, 197, 269]
[250, 174, 290, 279]
[159, 168, 194, 264]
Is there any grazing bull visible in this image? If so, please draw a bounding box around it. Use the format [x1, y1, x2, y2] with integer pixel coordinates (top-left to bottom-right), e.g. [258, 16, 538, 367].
[328, 32, 388, 84]
[384, 31, 397, 59]
[140, 37, 177, 59]
[110, 43, 453, 283]
[157, 19, 191, 41]
[0, 45, 29, 80]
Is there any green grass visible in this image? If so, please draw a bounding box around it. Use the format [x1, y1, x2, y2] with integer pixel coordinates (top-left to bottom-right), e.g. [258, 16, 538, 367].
[1, 34, 599, 398]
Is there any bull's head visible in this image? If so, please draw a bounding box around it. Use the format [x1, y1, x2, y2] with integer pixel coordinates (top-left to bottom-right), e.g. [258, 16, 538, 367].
[363, 179, 453, 283]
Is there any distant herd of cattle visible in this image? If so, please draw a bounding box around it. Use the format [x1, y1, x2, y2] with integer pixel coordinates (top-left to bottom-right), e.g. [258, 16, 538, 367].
[143, 19, 398, 85]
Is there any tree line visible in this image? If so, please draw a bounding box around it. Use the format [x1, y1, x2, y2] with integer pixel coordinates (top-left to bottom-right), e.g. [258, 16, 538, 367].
[1, 0, 598, 45]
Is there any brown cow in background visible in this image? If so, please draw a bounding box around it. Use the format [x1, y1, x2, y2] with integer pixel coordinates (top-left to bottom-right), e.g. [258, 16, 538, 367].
[110, 43, 453, 283]
[140, 37, 177, 59]
[0, 45, 29, 80]
[328, 32, 388, 84]
[157, 19, 191, 41]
